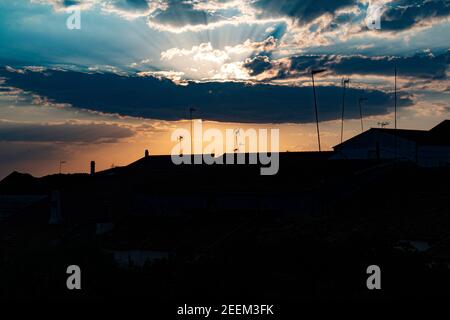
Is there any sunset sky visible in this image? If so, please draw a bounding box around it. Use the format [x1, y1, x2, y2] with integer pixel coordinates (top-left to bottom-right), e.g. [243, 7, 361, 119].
[0, 0, 449, 178]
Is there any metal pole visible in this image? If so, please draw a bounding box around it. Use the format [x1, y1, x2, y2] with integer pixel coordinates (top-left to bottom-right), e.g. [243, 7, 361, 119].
[178, 136, 183, 156]
[340, 78, 350, 143]
[394, 65, 397, 130]
[59, 161, 65, 174]
[359, 97, 367, 133]
[394, 65, 398, 160]
[311, 73, 321, 152]
[341, 80, 344, 143]
[190, 109, 193, 155]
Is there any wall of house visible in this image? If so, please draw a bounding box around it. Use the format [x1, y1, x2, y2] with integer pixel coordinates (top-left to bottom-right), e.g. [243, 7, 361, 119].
[333, 131, 417, 161]
[417, 145, 450, 167]
[333, 130, 450, 167]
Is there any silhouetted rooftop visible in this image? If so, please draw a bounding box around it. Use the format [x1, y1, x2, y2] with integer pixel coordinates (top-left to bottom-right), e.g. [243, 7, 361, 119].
[334, 119, 450, 148]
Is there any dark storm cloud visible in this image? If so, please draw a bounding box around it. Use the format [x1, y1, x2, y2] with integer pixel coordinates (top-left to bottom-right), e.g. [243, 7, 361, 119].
[0, 121, 134, 143]
[111, 0, 150, 11]
[0, 68, 412, 123]
[331, 51, 450, 79]
[247, 51, 450, 80]
[149, 0, 225, 28]
[243, 56, 273, 76]
[30, 0, 450, 34]
[63, 0, 82, 6]
[252, 0, 357, 24]
[42, 0, 84, 10]
[35, 0, 151, 12]
[251, 0, 450, 33]
[381, 0, 450, 31]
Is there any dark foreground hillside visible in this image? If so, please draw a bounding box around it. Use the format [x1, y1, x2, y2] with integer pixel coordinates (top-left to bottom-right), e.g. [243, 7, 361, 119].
[1, 152, 450, 301]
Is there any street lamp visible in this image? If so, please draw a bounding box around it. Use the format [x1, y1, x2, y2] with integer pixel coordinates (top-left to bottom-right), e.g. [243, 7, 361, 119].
[311, 69, 326, 152]
[340, 78, 350, 143]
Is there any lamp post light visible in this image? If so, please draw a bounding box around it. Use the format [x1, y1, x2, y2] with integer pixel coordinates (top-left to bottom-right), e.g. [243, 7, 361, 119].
[340, 78, 350, 144]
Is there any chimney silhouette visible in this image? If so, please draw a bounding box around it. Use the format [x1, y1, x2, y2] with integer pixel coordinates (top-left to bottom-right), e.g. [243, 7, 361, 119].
[90, 161, 95, 176]
[145, 149, 149, 158]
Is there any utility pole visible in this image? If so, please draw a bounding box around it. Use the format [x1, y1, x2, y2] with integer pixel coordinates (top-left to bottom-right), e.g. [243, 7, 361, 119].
[359, 97, 368, 133]
[59, 160, 66, 174]
[394, 64, 398, 160]
[394, 64, 397, 129]
[340, 78, 350, 143]
[178, 135, 184, 156]
[311, 69, 326, 152]
[189, 107, 196, 156]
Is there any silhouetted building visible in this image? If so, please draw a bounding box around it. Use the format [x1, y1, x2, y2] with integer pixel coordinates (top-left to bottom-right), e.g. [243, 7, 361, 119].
[333, 120, 450, 167]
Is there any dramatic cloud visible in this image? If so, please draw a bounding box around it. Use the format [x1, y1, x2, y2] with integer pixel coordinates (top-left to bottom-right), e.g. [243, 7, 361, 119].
[330, 51, 450, 79]
[0, 120, 134, 143]
[148, 0, 224, 28]
[31, 0, 256, 31]
[381, 0, 450, 31]
[27, 0, 450, 44]
[0, 68, 412, 123]
[101, 0, 167, 19]
[159, 37, 278, 79]
[243, 56, 273, 76]
[250, 0, 450, 38]
[244, 50, 450, 80]
[251, 0, 357, 24]
[30, 0, 98, 11]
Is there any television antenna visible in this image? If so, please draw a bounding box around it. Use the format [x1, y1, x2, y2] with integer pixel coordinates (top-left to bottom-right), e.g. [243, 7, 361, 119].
[59, 160, 66, 174]
[177, 135, 184, 156]
[234, 129, 242, 152]
[358, 97, 368, 132]
[310, 68, 327, 152]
